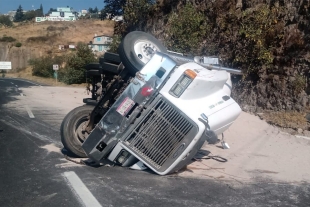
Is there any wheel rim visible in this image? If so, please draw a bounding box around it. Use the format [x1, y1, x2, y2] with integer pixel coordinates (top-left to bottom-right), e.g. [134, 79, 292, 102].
[133, 40, 161, 64]
[74, 116, 89, 144]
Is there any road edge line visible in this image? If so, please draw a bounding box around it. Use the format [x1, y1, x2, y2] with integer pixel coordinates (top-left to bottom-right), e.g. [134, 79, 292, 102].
[63, 171, 102, 207]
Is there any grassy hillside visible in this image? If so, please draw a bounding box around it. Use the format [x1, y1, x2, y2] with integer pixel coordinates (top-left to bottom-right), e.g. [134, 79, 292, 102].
[1, 19, 114, 48]
[0, 19, 114, 85]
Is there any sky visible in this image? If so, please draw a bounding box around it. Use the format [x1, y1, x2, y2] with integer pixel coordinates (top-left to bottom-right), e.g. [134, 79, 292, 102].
[0, 0, 105, 14]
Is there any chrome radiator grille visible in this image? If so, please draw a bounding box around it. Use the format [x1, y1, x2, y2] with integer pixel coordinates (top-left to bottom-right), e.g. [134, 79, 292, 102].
[125, 98, 194, 169]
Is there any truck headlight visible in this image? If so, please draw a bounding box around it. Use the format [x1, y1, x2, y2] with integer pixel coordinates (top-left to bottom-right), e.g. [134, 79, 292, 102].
[116, 150, 130, 164]
[169, 69, 197, 98]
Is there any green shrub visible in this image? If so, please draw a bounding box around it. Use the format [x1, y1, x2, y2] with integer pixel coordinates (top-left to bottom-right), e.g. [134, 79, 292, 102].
[29, 56, 65, 78]
[123, 0, 154, 29]
[293, 74, 306, 93]
[27, 36, 49, 43]
[107, 35, 121, 53]
[46, 26, 69, 31]
[0, 36, 16, 42]
[165, 3, 208, 54]
[233, 5, 284, 73]
[59, 43, 96, 84]
[0, 15, 13, 27]
[15, 42, 22, 47]
[58, 68, 85, 84]
[30, 43, 95, 84]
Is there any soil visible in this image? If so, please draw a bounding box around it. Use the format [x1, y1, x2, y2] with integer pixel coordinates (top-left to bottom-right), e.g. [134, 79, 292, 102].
[178, 111, 310, 183]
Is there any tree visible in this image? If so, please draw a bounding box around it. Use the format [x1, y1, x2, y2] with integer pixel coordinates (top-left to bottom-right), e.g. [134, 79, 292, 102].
[39, 4, 44, 16]
[165, 3, 208, 53]
[124, 0, 156, 28]
[46, 8, 56, 16]
[0, 15, 13, 27]
[24, 10, 36, 20]
[59, 43, 96, 84]
[88, 7, 94, 13]
[93, 6, 99, 13]
[14, 5, 24, 22]
[102, 0, 155, 19]
[102, 0, 126, 19]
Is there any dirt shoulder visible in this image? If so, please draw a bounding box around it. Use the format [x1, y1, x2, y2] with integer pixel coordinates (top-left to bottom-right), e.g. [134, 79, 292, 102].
[178, 111, 310, 184]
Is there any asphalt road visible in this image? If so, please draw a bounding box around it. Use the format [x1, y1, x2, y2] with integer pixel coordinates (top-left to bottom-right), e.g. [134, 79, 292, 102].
[0, 78, 309, 207]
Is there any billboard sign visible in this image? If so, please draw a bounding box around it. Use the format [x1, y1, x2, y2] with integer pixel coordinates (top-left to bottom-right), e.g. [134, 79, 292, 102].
[0, 62, 12, 70]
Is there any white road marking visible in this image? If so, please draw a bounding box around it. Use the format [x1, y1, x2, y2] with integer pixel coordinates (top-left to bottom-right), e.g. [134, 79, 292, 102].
[295, 135, 310, 141]
[63, 171, 102, 207]
[11, 82, 14, 84]
[25, 105, 35, 118]
[7, 78, 41, 87]
[0, 118, 61, 146]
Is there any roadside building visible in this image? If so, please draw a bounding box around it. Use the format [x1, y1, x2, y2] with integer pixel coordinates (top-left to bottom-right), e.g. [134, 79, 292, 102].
[36, 7, 77, 22]
[88, 34, 113, 54]
[78, 9, 88, 17]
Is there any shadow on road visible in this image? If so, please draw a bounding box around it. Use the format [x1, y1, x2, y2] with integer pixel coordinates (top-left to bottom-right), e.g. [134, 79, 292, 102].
[0, 78, 40, 106]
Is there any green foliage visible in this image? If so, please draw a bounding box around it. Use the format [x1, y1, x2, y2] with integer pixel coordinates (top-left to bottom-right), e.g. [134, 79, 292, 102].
[0, 35, 16, 42]
[40, 4, 44, 16]
[58, 68, 85, 85]
[29, 56, 65, 78]
[235, 5, 283, 72]
[59, 43, 96, 84]
[165, 3, 208, 53]
[14, 5, 24, 22]
[46, 8, 56, 16]
[107, 35, 121, 53]
[23, 9, 44, 21]
[23, 11, 36, 21]
[27, 36, 51, 43]
[293, 74, 306, 93]
[46, 26, 69, 31]
[0, 15, 13, 27]
[102, 0, 126, 19]
[123, 0, 155, 29]
[89, 7, 99, 14]
[15, 42, 22, 47]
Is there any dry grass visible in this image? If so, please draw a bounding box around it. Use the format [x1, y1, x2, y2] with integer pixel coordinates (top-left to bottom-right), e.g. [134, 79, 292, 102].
[259, 111, 309, 130]
[5, 67, 87, 88]
[0, 19, 115, 48]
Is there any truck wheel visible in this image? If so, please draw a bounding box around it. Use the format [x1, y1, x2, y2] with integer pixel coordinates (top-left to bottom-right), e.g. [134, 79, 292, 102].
[118, 31, 167, 75]
[61, 105, 94, 157]
[103, 52, 121, 64]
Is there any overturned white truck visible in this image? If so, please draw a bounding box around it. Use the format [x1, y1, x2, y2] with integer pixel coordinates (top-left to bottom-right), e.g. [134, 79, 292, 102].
[61, 31, 242, 175]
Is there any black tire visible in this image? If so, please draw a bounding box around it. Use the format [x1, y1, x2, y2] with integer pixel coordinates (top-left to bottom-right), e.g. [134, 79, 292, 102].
[61, 105, 95, 157]
[103, 52, 121, 64]
[118, 31, 167, 75]
[101, 61, 120, 74]
[85, 63, 101, 70]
